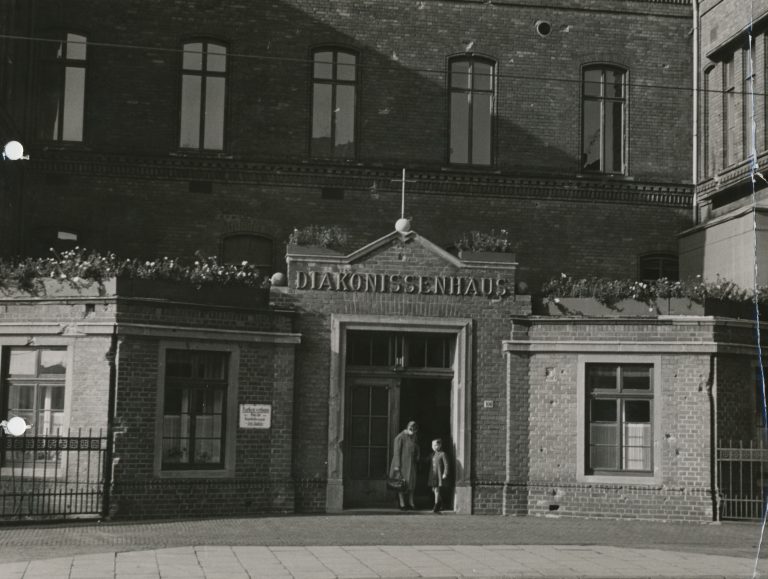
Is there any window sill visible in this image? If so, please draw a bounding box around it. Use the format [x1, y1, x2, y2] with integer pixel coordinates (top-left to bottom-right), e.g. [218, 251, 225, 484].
[578, 472, 660, 486]
[157, 467, 233, 479]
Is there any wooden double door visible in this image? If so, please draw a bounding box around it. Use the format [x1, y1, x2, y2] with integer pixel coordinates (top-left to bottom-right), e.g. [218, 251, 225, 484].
[343, 375, 453, 509]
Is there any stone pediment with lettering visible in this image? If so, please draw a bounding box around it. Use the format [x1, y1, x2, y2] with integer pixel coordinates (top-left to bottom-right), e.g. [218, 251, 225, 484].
[286, 229, 517, 299]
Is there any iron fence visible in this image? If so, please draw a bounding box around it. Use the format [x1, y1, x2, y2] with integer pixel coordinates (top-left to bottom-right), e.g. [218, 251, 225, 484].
[717, 439, 768, 521]
[0, 429, 109, 522]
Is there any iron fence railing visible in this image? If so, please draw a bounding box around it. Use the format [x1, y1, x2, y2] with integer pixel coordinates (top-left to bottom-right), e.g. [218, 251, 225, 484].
[0, 429, 108, 522]
[717, 439, 768, 521]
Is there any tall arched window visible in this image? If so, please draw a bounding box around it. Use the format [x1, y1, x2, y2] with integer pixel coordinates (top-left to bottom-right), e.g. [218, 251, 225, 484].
[221, 234, 273, 273]
[311, 48, 357, 159]
[581, 65, 627, 174]
[179, 40, 227, 150]
[449, 56, 495, 166]
[36, 33, 87, 142]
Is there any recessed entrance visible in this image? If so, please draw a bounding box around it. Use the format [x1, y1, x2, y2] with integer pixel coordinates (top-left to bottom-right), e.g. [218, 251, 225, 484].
[326, 315, 473, 514]
[342, 331, 455, 509]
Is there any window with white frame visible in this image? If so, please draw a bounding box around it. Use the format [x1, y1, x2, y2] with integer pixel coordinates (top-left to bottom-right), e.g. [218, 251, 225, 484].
[449, 55, 495, 166]
[161, 349, 229, 470]
[586, 363, 653, 474]
[36, 33, 86, 142]
[581, 65, 626, 174]
[723, 54, 739, 167]
[179, 40, 227, 151]
[2, 347, 67, 436]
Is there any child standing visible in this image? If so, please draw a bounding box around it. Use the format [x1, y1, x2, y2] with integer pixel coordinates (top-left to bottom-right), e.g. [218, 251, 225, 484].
[428, 438, 449, 513]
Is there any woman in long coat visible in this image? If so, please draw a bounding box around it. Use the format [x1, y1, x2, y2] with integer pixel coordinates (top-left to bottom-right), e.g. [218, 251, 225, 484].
[390, 421, 420, 510]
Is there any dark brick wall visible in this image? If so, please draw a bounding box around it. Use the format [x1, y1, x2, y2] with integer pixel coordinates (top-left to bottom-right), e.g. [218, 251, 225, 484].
[4, 0, 693, 292]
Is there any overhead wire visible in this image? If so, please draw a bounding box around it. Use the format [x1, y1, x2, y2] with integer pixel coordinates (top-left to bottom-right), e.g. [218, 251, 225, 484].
[0, 32, 765, 98]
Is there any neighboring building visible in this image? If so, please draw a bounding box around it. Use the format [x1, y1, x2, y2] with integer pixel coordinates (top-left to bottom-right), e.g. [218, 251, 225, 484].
[680, 0, 768, 287]
[0, 0, 765, 523]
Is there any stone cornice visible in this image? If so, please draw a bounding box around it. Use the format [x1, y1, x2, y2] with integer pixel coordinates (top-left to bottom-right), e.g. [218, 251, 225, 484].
[30, 152, 693, 208]
[696, 150, 768, 200]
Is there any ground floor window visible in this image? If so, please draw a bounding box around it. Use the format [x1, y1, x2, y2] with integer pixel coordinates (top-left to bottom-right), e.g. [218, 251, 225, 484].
[586, 363, 653, 474]
[3, 347, 66, 436]
[162, 349, 229, 470]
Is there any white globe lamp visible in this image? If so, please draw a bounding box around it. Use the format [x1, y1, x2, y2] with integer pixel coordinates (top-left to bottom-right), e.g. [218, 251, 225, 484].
[395, 218, 411, 233]
[3, 141, 25, 161]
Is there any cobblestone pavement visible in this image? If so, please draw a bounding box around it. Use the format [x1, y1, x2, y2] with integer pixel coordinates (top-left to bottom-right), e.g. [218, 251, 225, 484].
[0, 512, 765, 578]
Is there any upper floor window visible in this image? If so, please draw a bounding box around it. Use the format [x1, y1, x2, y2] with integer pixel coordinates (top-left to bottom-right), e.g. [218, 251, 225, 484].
[723, 54, 739, 166]
[36, 33, 86, 142]
[743, 36, 757, 161]
[638, 253, 679, 282]
[449, 56, 495, 166]
[180, 41, 227, 151]
[311, 48, 357, 159]
[581, 65, 626, 174]
[221, 234, 273, 273]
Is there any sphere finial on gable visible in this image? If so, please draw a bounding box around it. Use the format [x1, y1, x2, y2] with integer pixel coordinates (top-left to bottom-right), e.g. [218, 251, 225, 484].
[395, 218, 411, 233]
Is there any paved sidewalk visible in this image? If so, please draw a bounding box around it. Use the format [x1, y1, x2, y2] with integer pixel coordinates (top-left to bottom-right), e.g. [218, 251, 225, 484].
[0, 513, 765, 578]
[0, 544, 760, 579]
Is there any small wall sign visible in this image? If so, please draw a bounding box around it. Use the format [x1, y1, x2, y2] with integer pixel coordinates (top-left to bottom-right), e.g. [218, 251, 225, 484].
[239, 404, 271, 429]
[483, 400, 494, 409]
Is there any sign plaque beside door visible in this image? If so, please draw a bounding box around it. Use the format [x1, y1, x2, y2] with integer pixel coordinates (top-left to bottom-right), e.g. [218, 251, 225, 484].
[239, 404, 271, 429]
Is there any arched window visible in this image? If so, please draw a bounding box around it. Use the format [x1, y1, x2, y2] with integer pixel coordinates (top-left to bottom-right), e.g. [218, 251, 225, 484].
[311, 48, 357, 159]
[638, 253, 678, 282]
[449, 55, 495, 166]
[581, 65, 627, 174]
[221, 234, 273, 273]
[36, 33, 87, 142]
[179, 40, 227, 150]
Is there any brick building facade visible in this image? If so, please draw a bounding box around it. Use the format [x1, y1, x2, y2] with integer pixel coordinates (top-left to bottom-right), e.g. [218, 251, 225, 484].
[0, 0, 765, 522]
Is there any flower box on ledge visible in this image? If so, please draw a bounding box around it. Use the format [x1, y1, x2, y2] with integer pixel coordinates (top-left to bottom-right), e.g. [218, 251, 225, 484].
[0, 277, 269, 309]
[538, 297, 765, 319]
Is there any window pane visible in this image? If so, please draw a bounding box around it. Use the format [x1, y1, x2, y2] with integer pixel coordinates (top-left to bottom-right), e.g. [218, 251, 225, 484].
[204, 76, 225, 150]
[584, 68, 602, 97]
[194, 438, 221, 463]
[587, 365, 616, 390]
[582, 99, 601, 171]
[425, 335, 447, 368]
[222, 235, 272, 268]
[623, 421, 651, 470]
[9, 349, 37, 375]
[407, 336, 426, 367]
[40, 349, 67, 374]
[180, 75, 202, 148]
[350, 387, 369, 415]
[624, 399, 651, 423]
[314, 51, 333, 79]
[62, 67, 85, 141]
[370, 334, 390, 366]
[36, 61, 62, 140]
[8, 384, 35, 410]
[350, 416, 369, 445]
[370, 447, 387, 477]
[622, 365, 651, 390]
[206, 44, 226, 73]
[472, 92, 492, 165]
[590, 399, 617, 422]
[166, 350, 193, 378]
[66, 33, 87, 61]
[351, 447, 369, 478]
[334, 84, 355, 157]
[183, 43, 203, 70]
[606, 101, 623, 172]
[163, 438, 187, 464]
[450, 92, 469, 163]
[311, 83, 332, 157]
[450, 60, 470, 89]
[473, 61, 493, 91]
[347, 334, 371, 366]
[590, 442, 618, 470]
[336, 52, 356, 82]
[606, 69, 623, 98]
[371, 387, 388, 415]
[371, 417, 388, 446]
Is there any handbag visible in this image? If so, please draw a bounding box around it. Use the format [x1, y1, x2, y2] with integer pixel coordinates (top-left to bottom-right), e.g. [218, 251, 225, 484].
[386, 477, 407, 492]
